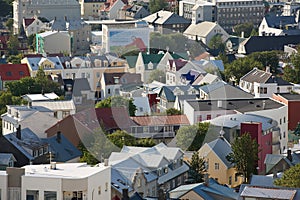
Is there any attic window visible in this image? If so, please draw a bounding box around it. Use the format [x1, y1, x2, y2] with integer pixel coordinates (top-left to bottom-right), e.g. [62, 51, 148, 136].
[19, 71, 24, 76]
[31, 63, 35, 66]
[6, 71, 12, 76]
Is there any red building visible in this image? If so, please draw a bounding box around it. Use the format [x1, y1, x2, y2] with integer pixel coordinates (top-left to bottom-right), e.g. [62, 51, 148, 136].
[273, 93, 300, 130]
[0, 64, 30, 90]
[241, 122, 273, 174]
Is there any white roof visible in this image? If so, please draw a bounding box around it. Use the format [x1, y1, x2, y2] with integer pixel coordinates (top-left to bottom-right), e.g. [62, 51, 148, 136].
[241, 186, 296, 199]
[31, 100, 76, 111]
[23, 163, 109, 179]
[38, 31, 69, 38]
[23, 93, 59, 101]
[184, 21, 218, 37]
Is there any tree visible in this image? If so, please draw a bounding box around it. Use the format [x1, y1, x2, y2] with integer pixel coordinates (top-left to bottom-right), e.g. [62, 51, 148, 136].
[176, 122, 209, 151]
[166, 108, 181, 115]
[0, 91, 24, 114]
[107, 130, 136, 148]
[283, 65, 298, 83]
[148, 69, 166, 83]
[274, 164, 300, 187]
[187, 152, 206, 183]
[5, 18, 14, 32]
[283, 52, 300, 84]
[149, 0, 167, 13]
[27, 34, 36, 51]
[233, 23, 254, 38]
[95, 96, 137, 116]
[294, 122, 300, 136]
[208, 34, 226, 53]
[226, 133, 259, 183]
[7, 34, 20, 55]
[224, 57, 263, 84]
[248, 51, 280, 74]
[6, 54, 22, 64]
[0, 0, 13, 17]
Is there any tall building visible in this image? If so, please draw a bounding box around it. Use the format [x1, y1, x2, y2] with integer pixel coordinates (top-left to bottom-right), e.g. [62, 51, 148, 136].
[13, 0, 81, 34]
[179, 0, 265, 33]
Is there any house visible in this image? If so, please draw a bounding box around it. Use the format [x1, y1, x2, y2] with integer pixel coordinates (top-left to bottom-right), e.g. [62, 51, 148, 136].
[0, 127, 50, 167]
[272, 93, 300, 131]
[46, 107, 136, 147]
[195, 73, 222, 86]
[198, 81, 253, 100]
[158, 85, 201, 112]
[119, 4, 150, 20]
[132, 96, 151, 116]
[168, 178, 239, 200]
[23, 17, 45, 37]
[226, 36, 247, 53]
[0, 153, 16, 170]
[183, 98, 288, 153]
[179, 0, 264, 33]
[0, 64, 30, 90]
[237, 35, 300, 55]
[264, 153, 293, 175]
[79, 0, 106, 20]
[41, 132, 82, 163]
[1, 105, 59, 137]
[239, 67, 293, 98]
[165, 59, 206, 86]
[259, 14, 300, 36]
[179, 69, 203, 85]
[0, 35, 29, 56]
[130, 114, 190, 143]
[21, 162, 110, 199]
[71, 78, 94, 105]
[100, 72, 142, 99]
[21, 55, 64, 77]
[109, 143, 189, 199]
[198, 136, 244, 188]
[183, 21, 229, 45]
[99, 0, 127, 19]
[13, 0, 81, 33]
[143, 10, 191, 34]
[36, 31, 71, 55]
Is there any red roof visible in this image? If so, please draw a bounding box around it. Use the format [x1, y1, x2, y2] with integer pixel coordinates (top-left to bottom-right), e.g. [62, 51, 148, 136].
[23, 18, 35, 28]
[131, 115, 190, 126]
[168, 59, 188, 71]
[0, 64, 30, 81]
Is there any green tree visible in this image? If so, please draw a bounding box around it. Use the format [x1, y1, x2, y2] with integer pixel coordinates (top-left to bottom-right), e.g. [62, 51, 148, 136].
[176, 122, 209, 151]
[283, 52, 300, 83]
[188, 152, 206, 183]
[95, 96, 137, 116]
[166, 108, 181, 115]
[294, 122, 300, 136]
[149, 0, 167, 13]
[148, 69, 166, 83]
[0, 0, 13, 17]
[224, 57, 263, 84]
[233, 23, 254, 38]
[107, 130, 136, 148]
[7, 34, 20, 55]
[6, 54, 22, 64]
[283, 65, 297, 83]
[249, 51, 280, 74]
[226, 133, 260, 183]
[5, 18, 14, 32]
[274, 164, 300, 188]
[0, 91, 24, 114]
[27, 34, 36, 51]
[208, 34, 226, 53]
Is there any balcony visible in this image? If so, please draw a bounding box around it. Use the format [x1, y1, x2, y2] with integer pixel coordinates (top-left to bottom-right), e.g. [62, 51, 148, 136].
[131, 131, 175, 139]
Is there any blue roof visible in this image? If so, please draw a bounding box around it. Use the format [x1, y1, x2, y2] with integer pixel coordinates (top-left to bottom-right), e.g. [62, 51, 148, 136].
[26, 56, 64, 71]
[265, 15, 296, 28]
[41, 134, 82, 162]
[160, 85, 201, 101]
[207, 137, 233, 168]
[200, 81, 227, 94]
[130, 192, 144, 200]
[111, 167, 134, 193]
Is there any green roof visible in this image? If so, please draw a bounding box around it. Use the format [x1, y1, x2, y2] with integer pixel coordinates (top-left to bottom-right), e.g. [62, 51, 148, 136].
[125, 56, 138, 68]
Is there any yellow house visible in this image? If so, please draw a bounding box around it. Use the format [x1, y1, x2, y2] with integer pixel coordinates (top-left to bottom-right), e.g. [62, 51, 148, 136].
[198, 136, 243, 188]
[79, 0, 106, 20]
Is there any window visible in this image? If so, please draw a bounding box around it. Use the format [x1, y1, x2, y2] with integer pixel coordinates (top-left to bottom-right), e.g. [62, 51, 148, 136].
[214, 163, 219, 170]
[98, 186, 101, 195]
[235, 173, 238, 182]
[280, 118, 282, 125]
[39, 148, 43, 156]
[19, 71, 24, 76]
[207, 114, 211, 120]
[284, 117, 286, 123]
[143, 127, 149, 132]
[105, 182, 108, 191]
[229, 176, 232, 185]
[164, 166, 168, 173]
[6, 71, 12, 76]
[284, 132, 286, 138]
[197, 115, 202, 122]
[108, 88, 111, 94]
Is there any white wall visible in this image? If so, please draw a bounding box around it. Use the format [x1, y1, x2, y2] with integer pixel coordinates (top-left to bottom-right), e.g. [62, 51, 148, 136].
[0, 172, 8, 200]
[43, 32, 71, 54]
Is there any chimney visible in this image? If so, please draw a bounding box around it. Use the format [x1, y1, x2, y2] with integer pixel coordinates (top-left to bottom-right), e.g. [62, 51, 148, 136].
[203, 173, 209, 186]
[262, 100, 266, 110]
[28, 101, 32, 108]
[287, 149, 292, 162]
[104, 159, 108, 166]
[16, 125, 21, 140]
[122, 188, 129, 200]
[217, 100, 222, 108]
[56, 131, 61, 143]
[266, 66, 271, 73]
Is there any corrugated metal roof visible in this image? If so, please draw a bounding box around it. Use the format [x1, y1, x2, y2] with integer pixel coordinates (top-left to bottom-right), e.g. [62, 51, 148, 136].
[241, 186, 296, 199]
[130, 115, 190, 126]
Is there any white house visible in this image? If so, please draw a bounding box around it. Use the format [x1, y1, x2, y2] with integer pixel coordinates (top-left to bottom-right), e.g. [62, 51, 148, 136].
[0, 171, 8, 200]
[21, 162, 111, 200]
[23, 17, 45, 37]
[183, 21, 229, 45]
[239, 68, 293, 98]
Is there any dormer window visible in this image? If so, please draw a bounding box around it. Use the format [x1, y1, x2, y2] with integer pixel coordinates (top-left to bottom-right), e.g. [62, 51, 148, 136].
[164, 166, 168, 174]
[114, 77, 119, 84]
[8, 109, 11, 115]
[148, 62, 153, 69]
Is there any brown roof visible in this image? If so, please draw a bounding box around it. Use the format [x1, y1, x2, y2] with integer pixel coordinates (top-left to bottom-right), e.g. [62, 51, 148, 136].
[23, 18, 35, 28]
[241, 68, 272, 83]
[131, 115, 190, 126]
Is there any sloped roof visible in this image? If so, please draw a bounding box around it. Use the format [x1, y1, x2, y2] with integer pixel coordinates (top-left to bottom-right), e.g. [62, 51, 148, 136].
[72, 78, 91, 96]
[23, 93, 59, 101]
[23, 18, 35, 28]
[240, 186, 296, 199]
[130, 115, 190, 126]
[159, 85, 201, 101]
[250, 175, 274, 187]
[0, 64, 30, 81]
[205, 137, 233, 168]
[143, 10, 190, 25]
[31, 100, 75, 111]
[240, 35, 300, 55]
[0, 153, 16, 165]
[265, 15, 296, 29]
[25, 56, 64, 71]
[184, 21, 219, 37]
[103, 72, 142, 85]
[125, 55, 138, 68]
[41, 133, 82, 162]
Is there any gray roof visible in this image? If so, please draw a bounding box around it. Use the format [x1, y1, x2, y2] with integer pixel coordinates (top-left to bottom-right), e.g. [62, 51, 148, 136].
[206, 137, 233, 168]
[250, 175, 274, 187]
[159, 85, 201, 101]
[157, 163, 189, 184]
[265, 15, 296, 29]
[143, 10, 190, 25]
[240, 186, 296, 199]
[25, 56, 64, 71]
[0, 153, 16, 165]
[184, 22, 219, 37]
[210, 114, 275, 131]
[186, 98, 285, 112]
[72, 78, 91, 96]
[241, 68, 292, 85]
[31, 100, 75, 111]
